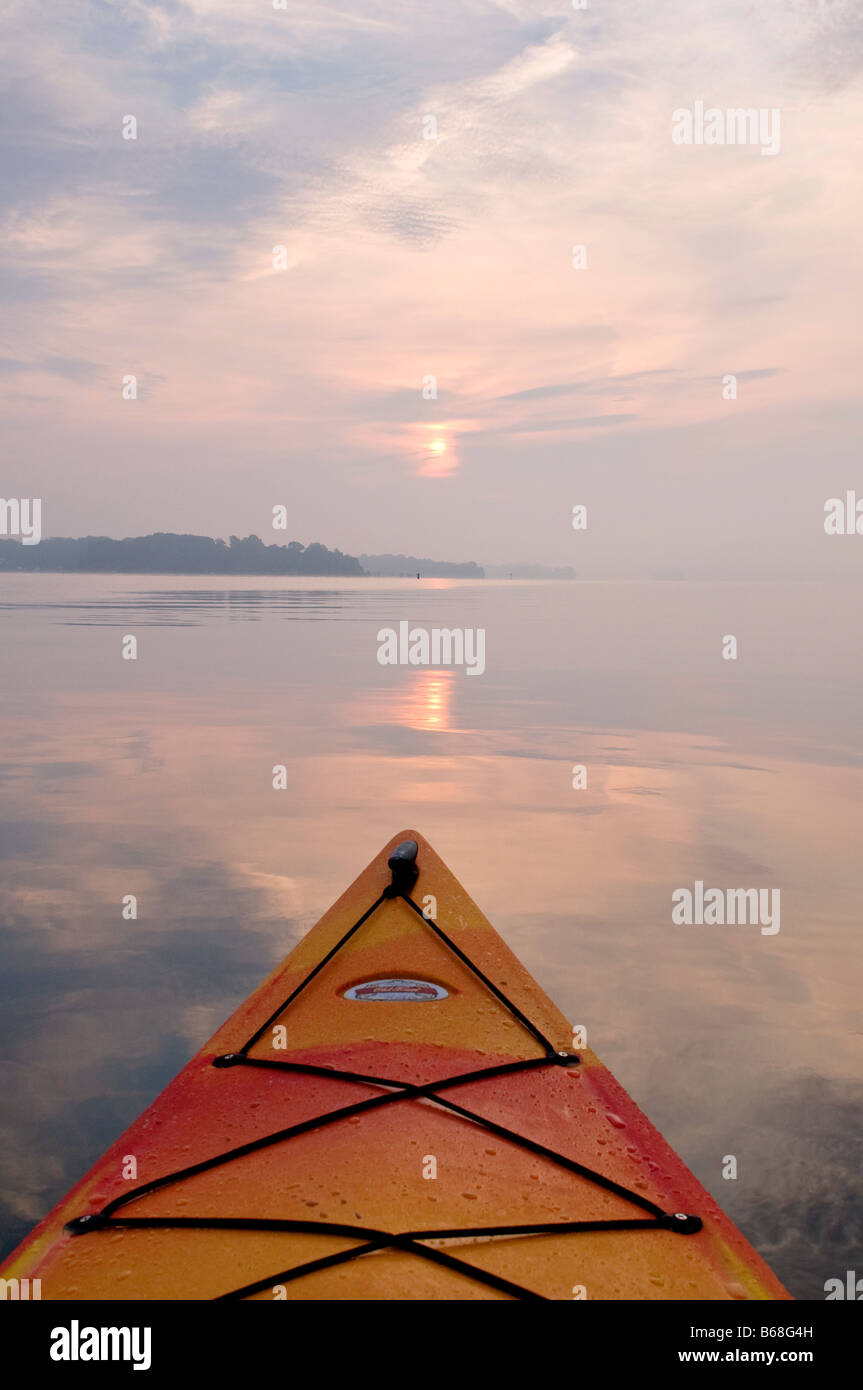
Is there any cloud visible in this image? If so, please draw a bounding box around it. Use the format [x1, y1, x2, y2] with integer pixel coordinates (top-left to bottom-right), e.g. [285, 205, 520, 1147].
[498, 371, 674, 403]
[0, 356, 103, 381]
[735, 367, 784, 382]
[506, 412, 639, 432]
[0, 0, 859, 570]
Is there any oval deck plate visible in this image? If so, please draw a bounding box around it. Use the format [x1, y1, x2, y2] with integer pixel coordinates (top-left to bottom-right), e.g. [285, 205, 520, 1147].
[343, 977, 448, 1002]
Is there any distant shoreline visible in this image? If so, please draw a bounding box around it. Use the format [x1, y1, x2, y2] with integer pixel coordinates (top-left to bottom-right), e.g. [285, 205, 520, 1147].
[0, 534, 575, 580]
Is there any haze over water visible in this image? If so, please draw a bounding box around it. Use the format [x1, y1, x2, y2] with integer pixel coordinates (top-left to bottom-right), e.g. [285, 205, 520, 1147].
[0, 573, 860, 1298]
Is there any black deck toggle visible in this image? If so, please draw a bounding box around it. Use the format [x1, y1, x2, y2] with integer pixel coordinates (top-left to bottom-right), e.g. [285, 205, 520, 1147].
[66, 1213, 108, 1235]
[662, 1212, 702, 1235]
[386, 839, 419, 895]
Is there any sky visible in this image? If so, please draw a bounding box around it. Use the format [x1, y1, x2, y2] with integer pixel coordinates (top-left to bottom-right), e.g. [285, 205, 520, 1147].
[1, 0, 861, 576]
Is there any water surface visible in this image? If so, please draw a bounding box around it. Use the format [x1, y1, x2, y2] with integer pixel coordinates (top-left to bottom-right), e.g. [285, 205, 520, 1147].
[1, 574, 861, 1298]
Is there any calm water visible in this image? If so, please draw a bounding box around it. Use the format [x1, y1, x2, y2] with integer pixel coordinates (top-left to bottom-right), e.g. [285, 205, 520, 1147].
[1, 574, 861, 1298]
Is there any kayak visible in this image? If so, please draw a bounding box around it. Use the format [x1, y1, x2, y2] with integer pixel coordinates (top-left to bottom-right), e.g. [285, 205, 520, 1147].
[1, 831, 790, 1301]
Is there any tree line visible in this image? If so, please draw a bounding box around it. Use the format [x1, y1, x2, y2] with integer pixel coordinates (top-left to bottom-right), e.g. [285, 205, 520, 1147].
[0, 533, 366, 575]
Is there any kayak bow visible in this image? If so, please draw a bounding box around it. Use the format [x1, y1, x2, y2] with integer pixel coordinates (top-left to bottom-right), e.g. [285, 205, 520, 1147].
[1, 831, 790, 1300]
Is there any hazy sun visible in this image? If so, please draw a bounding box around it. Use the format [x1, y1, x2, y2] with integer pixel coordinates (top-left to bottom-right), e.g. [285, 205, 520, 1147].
[415, 427, 458, 476]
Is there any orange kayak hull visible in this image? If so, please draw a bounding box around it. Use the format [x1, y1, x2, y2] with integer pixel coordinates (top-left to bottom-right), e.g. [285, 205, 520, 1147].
[1, 831, 790, 1300]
